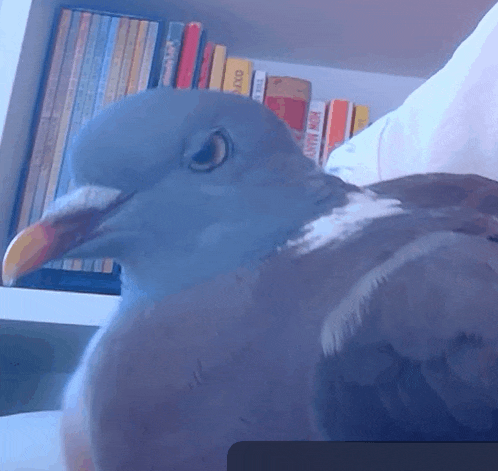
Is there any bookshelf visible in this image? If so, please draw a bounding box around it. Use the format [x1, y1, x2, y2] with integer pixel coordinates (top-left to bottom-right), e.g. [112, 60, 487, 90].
[0, 0, 442, 325]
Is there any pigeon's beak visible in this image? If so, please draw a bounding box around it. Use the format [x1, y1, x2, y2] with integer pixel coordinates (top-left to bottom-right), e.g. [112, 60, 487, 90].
[2, 185, 132, 286]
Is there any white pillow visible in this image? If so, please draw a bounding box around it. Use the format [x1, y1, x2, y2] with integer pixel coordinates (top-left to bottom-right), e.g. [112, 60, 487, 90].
[0, 411, 64, 471]
[325, 2, 498, 186]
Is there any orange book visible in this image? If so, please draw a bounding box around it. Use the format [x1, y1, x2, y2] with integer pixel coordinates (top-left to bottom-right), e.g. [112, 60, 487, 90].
[222, 57, 253, 96]
[103, 17, 130, 105]
[175, 22, 202, 89]
[264, 76, 311, 148]
[320, 99, 352, 167]
[208, 44, 226, 91]
[115, 18, 139, 100]
[126, 20, 149, 94]
[16, 9, 72, 234]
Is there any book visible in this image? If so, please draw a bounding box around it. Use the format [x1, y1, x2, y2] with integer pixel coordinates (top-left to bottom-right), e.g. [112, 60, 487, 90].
[303, 100, 326, 165]
[15, 8, 72, 235]
[126, 19, 149, 95]
[251, 70, 267, 103]
[197, 41, 214, 89]
[137, 20, 159, 91]
[351, 104, 370, 136]
[264, 76, 311, 148]
[208, 44, 226, 91]
[94, 16, 120, 113]
[222, 57, 253, 96]
[103, 16, 130, 105]
[175, 22, 202, 89]
[192, 30, 207, 88]
[320, 99, 351, 167]
[115, 18, 140, 100]
[160, 21, 185, 87]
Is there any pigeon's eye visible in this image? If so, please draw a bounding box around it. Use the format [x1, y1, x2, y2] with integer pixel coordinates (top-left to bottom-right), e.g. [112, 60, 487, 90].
[188, 130, 230, 172]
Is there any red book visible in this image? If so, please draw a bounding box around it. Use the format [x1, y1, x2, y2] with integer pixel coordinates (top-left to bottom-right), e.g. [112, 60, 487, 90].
[264, 76, 311, 147]
[320, 99, 351, 166]
[175, 22, 202, 89]
[197, 41, 215, 89]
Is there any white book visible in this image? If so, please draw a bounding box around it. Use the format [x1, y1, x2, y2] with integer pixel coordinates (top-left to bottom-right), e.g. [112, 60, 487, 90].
[251, 70, 267, 103]
[344, 101, 355, 142]
[302, 100, 326, 165]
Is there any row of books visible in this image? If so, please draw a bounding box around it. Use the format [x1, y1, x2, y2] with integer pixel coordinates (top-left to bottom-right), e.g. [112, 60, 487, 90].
[156, 21, 371, 169]
[15, 6, 371, 279]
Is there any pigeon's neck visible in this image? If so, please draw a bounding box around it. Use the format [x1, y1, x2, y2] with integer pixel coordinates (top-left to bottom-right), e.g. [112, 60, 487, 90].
[119, 175, 358, 302]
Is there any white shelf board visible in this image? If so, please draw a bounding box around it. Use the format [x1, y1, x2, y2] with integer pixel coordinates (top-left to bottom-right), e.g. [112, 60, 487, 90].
[0, 286, 119, 326]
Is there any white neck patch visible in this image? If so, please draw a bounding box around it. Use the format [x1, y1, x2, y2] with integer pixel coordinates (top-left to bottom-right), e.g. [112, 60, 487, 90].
[287, 189, 406, 255]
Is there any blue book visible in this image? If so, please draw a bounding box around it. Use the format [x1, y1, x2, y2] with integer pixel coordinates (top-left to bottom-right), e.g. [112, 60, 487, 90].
[159, 21, 184, 87]
[94, 16, 120, 113]
[191, 29, 207, 88]
[79, 15, 112, 272]
[55, 13, 101, 203]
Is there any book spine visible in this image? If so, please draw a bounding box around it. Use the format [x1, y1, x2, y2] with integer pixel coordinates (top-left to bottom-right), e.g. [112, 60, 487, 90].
[344, 101, 354, 142]
[196, 41, 214, 89]
[191, 29, 207, 88]
[15, 8, 72, 234]
[208, 44, 226, 91]
[55, 13, 101, 204]
[47, 11, 92, 270]
[78, 15, 111, 273]
[103, 16, 130, 105]
[126, 19, 149, 95]
[137, 21, 159, 91]
[41, 10, 83, 222]
[320, 99, 349, 167]
[251, 70, 267, 103]
[351, 104, 370, 136]
[264, 76, 311, 148]
[159, 21, 185, 87]
[175, 22, 202, 89]
[222, 57, 253, 96]
[94, 16, 120, 113]
[115, 18, 139, 101]
[303, 100, 326, 165]
[102, 19, 157, 273]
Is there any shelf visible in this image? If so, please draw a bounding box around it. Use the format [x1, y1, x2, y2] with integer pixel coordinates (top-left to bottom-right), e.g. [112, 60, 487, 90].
[0, 286, 118, 326]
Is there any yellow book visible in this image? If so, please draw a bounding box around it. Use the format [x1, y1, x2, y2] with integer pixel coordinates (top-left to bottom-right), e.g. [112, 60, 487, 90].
[126, 19, 149, 95]
[222, 57, 253, 96]
[352, 105, 369, 136]
[208, 44, 226, 91]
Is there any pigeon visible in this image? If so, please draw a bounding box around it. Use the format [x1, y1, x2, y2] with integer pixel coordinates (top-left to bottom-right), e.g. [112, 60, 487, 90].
[3, 87, 498, 471]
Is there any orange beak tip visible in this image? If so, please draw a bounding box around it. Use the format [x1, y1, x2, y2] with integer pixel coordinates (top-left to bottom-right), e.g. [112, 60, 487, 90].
[2, 222, 53, 287]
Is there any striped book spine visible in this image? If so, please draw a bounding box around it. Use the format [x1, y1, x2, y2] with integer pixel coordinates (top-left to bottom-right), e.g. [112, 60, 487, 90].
[137, 21, 159, 91]
[160, 21, 185, 87]
[115, 18, 139, 100]
[222, 57, 253, 96]
[175, 22, 202, 89]
[16, 8, 72, 234]
[94, 16, 120, 113]
[126, 19, 149, 94]
[103, 16, 129, 105]
[251, 70, 267, 103]
[208, 44, 226, 91]
[77, 15, 112, 272]
[47, 11, 92, 270]
[197, 41, 214, 89]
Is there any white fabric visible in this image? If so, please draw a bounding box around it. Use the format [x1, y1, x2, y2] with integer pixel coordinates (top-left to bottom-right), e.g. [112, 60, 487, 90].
[0, 411, 64, 471]
[325, 2, 498, 186]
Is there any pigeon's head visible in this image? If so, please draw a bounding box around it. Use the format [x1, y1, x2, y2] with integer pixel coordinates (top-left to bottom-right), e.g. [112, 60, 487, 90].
[2, 88, 349, 295]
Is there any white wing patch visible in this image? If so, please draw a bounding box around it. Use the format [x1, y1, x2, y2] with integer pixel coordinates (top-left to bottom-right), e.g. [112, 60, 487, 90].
[320, 231, 468, 357]
[287, 190, 405, 255]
